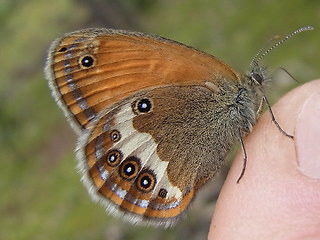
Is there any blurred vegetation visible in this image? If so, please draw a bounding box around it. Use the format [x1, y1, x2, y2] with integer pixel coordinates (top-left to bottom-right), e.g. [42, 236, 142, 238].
[0, 0, 319, 239]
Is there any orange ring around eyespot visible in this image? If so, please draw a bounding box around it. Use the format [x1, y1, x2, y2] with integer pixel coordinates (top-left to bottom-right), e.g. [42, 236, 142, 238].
[135, 169, 156, 193]
[119, 157, 141, 181]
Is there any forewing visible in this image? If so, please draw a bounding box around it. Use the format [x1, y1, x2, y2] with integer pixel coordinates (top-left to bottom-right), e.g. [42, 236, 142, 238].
[45, 28, 238, 133]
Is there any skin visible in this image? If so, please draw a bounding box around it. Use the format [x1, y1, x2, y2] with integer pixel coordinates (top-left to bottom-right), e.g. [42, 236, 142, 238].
[208, 79, 320, 240]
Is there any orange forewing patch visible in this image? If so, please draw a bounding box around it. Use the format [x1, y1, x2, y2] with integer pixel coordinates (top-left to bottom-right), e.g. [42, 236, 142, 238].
[51, 29, 239, 128]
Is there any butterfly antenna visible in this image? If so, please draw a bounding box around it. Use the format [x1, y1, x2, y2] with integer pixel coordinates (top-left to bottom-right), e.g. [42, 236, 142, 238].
[250, 26, 314, 67]
[249, 36, 280, 68]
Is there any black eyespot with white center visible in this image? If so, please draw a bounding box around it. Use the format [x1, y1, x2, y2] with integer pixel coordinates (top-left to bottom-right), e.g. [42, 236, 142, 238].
[138, 98, 152, 113]
[136, 169, 156, 193]
[110, 129, 121, 142]
[132, 98, 152, 114]
[125, 163, 135, 175]
[158, 188, 168, 198]
[80, 55, 94, 68]
[119, 156, 141, 181]
[105, 149, 122, 167]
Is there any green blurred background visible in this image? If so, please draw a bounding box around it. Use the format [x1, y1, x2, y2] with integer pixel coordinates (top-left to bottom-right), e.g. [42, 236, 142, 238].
[1, 0, 319, 239]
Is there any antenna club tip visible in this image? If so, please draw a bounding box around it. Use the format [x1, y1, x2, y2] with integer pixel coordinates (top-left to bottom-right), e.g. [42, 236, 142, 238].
[302, 26, 314, 31]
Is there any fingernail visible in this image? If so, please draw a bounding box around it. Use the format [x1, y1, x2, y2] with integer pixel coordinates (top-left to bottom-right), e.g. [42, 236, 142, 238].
[295, 92, 320, 179]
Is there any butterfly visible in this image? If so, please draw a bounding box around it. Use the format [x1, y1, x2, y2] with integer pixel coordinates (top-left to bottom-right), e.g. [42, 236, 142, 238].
[45, 26, 312, 228]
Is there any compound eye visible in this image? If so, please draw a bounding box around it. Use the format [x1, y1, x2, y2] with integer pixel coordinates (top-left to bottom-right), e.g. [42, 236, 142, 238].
[251, 73, 264, 84]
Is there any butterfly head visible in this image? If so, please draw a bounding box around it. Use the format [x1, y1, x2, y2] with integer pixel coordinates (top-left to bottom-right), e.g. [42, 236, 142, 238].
[247, 61, 270, 90]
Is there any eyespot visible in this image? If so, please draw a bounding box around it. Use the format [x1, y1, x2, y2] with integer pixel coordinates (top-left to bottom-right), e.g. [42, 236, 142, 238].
[158, 188, 168, 198]
[80, 55, 95, 68]
[119, 156, 141, 181]
[136, 169, 156, 193]
[132, 98, 152, 114]
[105, 149, 122, 167]
[110, 130, 121, 142]
[58, 47, 67, 52]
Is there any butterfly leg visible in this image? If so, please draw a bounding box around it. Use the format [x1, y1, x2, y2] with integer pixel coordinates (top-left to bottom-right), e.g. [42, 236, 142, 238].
[263, 95, 294, 139]
[256, 97, 265, 117]
[237, 130, 247, 184]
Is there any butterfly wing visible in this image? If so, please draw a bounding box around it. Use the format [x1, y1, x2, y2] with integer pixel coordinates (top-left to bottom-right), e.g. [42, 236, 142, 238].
[45, 28, 242, 227]
[45, 28, 239, 134]
[78, 85, 234, 227]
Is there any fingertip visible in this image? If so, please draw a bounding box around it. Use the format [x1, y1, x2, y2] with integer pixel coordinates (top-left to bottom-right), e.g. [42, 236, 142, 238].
[295, 91, 320, 179]
[209, 79, 320, 240]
